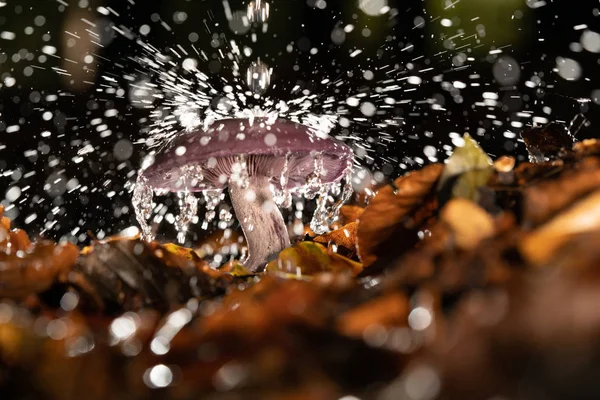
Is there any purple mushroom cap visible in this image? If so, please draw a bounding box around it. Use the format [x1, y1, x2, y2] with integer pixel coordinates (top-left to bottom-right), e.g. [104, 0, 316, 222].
[140, 118, 353, 192]
[138, 118, 354, 273]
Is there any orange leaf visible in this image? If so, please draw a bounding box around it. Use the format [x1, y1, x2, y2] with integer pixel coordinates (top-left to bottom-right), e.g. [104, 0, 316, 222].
[357, 163, 444, 268]
[339, 205, 365, 224]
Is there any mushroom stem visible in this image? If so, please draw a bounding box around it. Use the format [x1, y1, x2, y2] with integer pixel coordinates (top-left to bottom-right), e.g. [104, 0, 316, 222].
[228, 176, 290, 272]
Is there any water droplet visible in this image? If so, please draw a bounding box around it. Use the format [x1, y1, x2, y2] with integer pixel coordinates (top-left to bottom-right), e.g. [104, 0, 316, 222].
[310, 184, 330, 235]
[303, 152, 324, 200]
[202, 190, 223, 229]
[327, 166, 354, 225]
[246, 59, 271, 95]
[273, 153, 292, 208]
[247, 0, 270, 24]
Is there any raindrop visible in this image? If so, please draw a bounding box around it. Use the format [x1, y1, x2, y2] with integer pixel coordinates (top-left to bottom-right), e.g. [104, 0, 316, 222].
[493, 56, 521, 86]
[247, 0, 270, 24]
[246, 59, 271, 95]
[556, 57, 582, 81]
[581, 30, 600, 53]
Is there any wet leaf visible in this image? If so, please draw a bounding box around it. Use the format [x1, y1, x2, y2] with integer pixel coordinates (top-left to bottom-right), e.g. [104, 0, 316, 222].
[313, 222, 358, 257]
[72, 238, 230, 312]
[220, 260, 254, 276]
[438, 133, 493, 191]
[266, 241, 362, 276]
[520, 122, 574, 162]
[339, 205, 365, 225]
[357, 163, 444, 268]
[0, 241, 78, 298]
[162, 242, 202, 261]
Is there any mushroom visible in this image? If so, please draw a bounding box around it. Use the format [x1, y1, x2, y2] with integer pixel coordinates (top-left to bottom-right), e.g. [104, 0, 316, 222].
[139, 118, 353, 272]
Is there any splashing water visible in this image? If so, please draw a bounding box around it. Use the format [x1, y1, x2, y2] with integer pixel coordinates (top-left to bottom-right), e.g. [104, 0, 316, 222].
[202, 190, 224, 230]
[273, 153, 292, 208]
[310, 183, 330, 235]
[327, 167, 354, 226]
[247, 0, 270, 24]
[132, 175, 155, 241]
[175, 191, 199, 244]
[246, 59, 271, 96]
[303, 152, 324, 200]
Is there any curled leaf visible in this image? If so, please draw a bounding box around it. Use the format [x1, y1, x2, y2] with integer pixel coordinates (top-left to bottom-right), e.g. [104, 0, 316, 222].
[520, 190, 600, 265]
[266, 241, 362, 277]
[357, 163, 444, 268]
[339, 205, 365, 225]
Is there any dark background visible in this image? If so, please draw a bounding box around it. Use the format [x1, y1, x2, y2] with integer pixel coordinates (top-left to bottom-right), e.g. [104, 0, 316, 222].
[0, 0, 599, 245]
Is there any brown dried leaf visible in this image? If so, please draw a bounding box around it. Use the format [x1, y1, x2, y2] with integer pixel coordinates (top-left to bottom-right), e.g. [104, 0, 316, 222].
[337, 292, 409, 338]
[73, 238, 229, 311]
[356, 163, 444, 267]
[513, 160, 564, 186]
[339, 205, 365, 225]
[0, 241, 78, 298]
[440, 198, 495, 251]
[523, 157, 600, 227]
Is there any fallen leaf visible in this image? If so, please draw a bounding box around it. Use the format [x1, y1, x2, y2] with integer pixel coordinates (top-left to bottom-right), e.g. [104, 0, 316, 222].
[220, 260, 254, 276]
[266, 241, 362, 276]
[0, 241, 78, 298]
[440, 198, 495, 251]
[162, 242, 202, 261]
[339, 206, 365, 225]
[337, 292, 409, 338]
[573, 138, 600, 157]
[356, 163, 444, 268]
[520, 190, 600, 265]
[73, 238, 229, 311]
[523, 157, 600, 227]
[521, 122, 574, 162]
